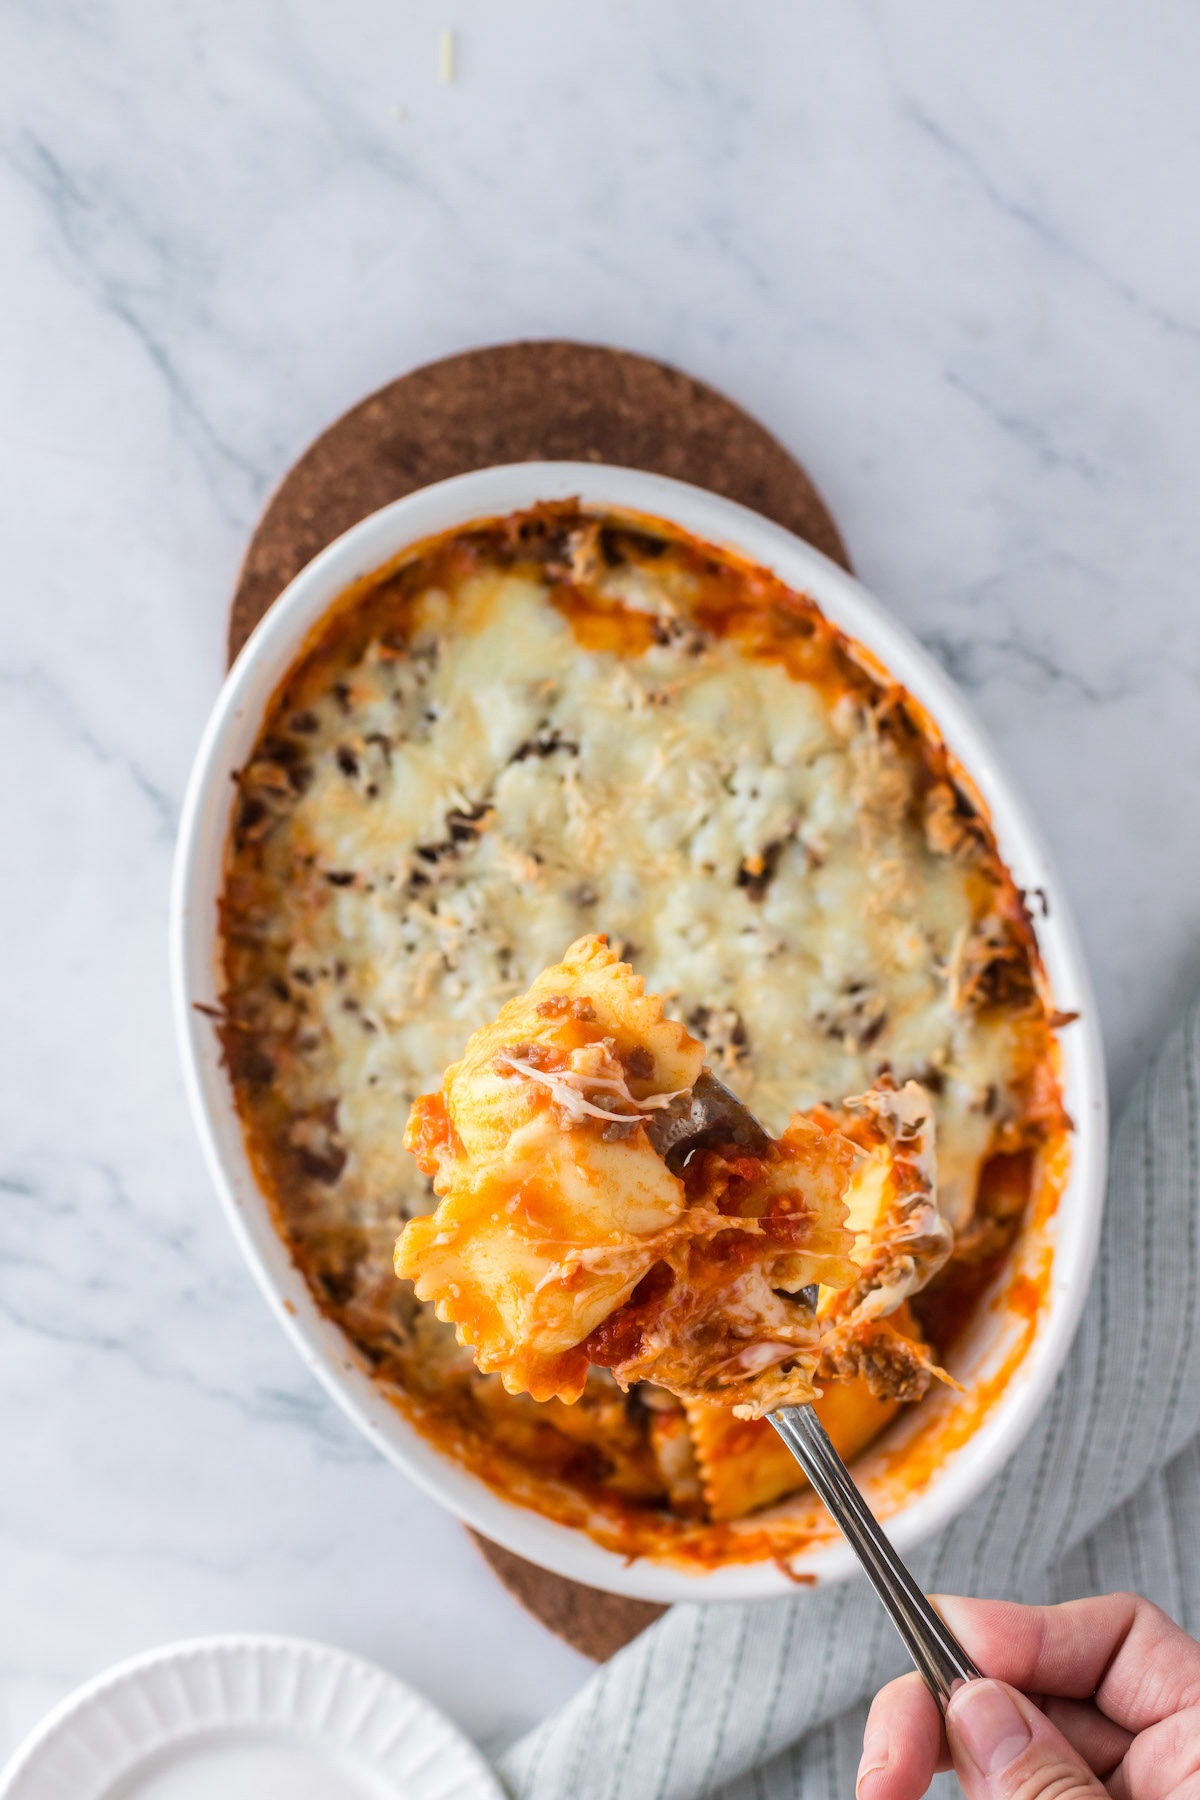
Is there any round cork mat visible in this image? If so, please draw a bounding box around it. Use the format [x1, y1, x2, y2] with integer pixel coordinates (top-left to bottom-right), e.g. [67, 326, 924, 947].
[227, 339, 850, 1660]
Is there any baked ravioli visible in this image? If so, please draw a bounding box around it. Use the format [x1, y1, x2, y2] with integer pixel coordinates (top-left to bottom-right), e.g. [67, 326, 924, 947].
[396, 935, 860, 1414]
[217, 500, 1071, 1564]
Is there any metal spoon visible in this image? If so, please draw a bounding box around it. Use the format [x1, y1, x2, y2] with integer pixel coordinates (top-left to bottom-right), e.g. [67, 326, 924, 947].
[646, 1071, 980, 1711]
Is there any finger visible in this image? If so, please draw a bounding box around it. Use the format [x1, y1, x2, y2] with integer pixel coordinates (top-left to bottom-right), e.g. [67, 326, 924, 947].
[1108, 1702, 1200, 1800]
[856, 1672, 948, 1800]
[1118, 1776, 1200, 1800]
[1040, 1695, 1131, 1777]
[946, 1679, 1107, 1799]
[933, 1592, 1200, 1732]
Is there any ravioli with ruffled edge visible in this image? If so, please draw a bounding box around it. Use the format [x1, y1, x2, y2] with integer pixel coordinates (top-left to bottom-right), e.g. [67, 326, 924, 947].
[395, 934, 913, 1418]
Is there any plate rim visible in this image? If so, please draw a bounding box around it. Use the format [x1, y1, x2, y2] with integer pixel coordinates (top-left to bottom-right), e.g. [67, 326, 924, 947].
[0, 1633, 505, 1800]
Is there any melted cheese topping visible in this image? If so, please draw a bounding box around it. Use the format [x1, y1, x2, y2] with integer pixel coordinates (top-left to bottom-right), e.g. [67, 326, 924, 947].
[220, 504, 1066, 1555]
[236, 572, 1025, 1213]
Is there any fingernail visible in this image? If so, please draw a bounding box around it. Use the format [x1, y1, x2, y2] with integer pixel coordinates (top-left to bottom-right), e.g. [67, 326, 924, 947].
[855, 1723, 888, 1797]
[948, 1680, 1032, 1777]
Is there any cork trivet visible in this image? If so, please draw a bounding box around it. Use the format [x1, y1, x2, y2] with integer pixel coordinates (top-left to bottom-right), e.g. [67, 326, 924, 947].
[228, 340, 848, 661]
[464, 1534, 668, 1664]
[227, 339, 850, 1659]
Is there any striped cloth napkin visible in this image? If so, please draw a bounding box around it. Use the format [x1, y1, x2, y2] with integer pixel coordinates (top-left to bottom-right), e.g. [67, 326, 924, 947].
[497, 997, 1200, 1800]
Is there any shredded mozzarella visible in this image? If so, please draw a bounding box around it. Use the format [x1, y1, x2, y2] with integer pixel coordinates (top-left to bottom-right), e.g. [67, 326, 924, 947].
[498, 1053, 691, 1126]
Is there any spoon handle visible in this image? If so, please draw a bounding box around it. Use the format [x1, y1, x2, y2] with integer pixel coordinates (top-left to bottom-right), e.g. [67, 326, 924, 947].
[769, 1404, 981, 1711]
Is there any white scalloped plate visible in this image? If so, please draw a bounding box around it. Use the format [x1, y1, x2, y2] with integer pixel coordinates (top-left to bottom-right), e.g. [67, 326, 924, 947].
[0, 1637, 504, 1800]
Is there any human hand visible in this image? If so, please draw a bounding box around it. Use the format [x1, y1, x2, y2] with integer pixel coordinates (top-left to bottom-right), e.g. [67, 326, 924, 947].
[856, 1592, 1200, 1798]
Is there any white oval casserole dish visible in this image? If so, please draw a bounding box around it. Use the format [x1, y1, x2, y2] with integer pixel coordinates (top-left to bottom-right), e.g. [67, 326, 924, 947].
[171, 463, 1107, 1603]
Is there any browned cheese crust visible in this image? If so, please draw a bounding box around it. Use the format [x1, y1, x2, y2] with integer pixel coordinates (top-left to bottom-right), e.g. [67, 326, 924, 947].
[217, 502, 1070, 1563]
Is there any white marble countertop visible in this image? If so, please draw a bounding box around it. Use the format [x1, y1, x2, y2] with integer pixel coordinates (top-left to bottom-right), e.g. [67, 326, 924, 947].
[4, 0, 1200, 1769]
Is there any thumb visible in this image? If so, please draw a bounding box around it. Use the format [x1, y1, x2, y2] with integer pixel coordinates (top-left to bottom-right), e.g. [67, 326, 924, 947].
[946, 1679, 1107, 1799]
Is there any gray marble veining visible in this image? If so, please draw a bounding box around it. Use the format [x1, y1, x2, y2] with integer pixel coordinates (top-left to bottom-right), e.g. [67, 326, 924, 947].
[2, 0, 1199, 1766]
